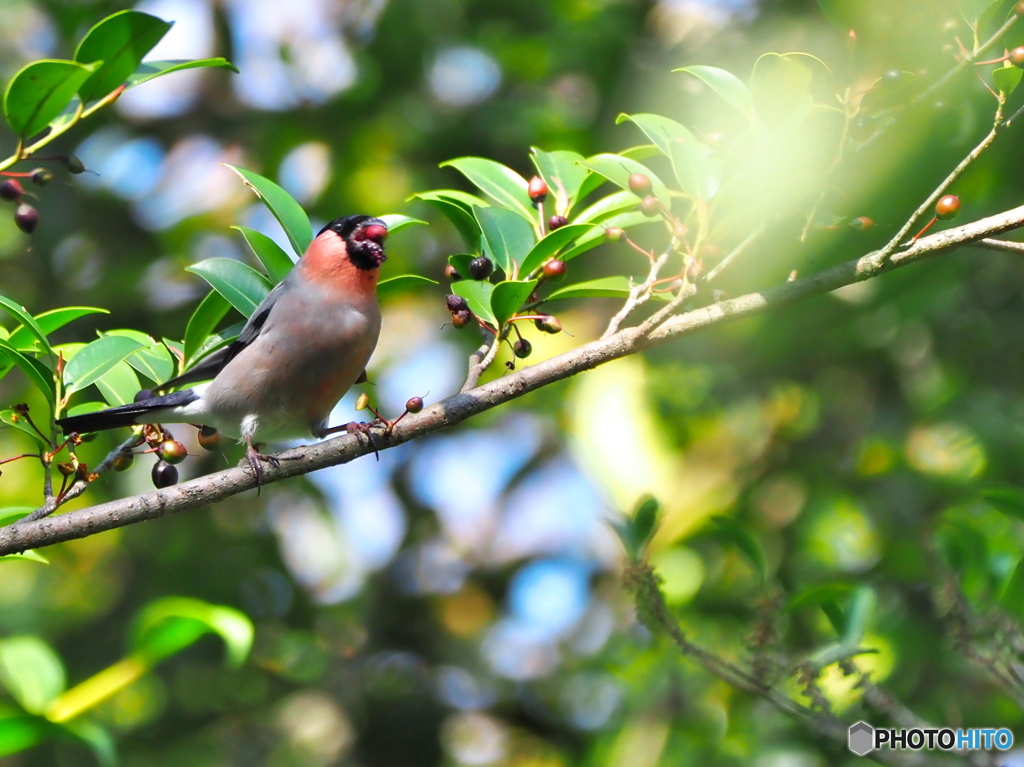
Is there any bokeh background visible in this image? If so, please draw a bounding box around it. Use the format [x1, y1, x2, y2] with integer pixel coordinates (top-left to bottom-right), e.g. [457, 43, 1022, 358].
[4, 0, 1024, 764]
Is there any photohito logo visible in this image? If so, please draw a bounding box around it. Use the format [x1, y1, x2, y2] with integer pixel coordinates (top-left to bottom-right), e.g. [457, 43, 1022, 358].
[848, 722, 1014, 756]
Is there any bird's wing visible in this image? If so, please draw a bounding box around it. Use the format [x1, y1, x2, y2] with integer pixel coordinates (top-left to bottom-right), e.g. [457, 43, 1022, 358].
[157, 279, 291, 392]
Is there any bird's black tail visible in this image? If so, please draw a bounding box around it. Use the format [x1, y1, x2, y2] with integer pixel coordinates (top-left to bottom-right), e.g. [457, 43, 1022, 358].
[56, 389, 199, 435]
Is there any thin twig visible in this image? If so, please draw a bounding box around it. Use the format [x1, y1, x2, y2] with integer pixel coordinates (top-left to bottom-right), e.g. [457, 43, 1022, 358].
[602, 250, 670, 340]
[461, 337, 500, 392]
[973, 237, 1024, 254]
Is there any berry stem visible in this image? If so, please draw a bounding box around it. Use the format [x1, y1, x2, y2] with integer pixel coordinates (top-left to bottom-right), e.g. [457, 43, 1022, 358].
[911, 216, 938, 242]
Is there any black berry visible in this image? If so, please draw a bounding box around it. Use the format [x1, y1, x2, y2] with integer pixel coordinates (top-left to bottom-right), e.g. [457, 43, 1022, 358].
[14, 203, 37, 233]
[452, 309, 472, 328]
[0, 180, 23, 201]
[469, 256, 493, 280]
[513, 339, 532, 358]
[445, 264, 463, 282]
[548, 214, 568, 230]
[152, 460, 178, 488]
[446, 294, 468, 312]
[30, 168, 51, 187]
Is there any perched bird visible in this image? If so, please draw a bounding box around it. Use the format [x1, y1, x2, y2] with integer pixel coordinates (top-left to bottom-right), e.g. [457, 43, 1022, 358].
[57, 214, 388, 482]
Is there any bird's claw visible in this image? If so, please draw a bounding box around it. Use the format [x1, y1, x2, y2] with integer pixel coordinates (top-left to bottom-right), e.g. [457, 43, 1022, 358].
[344, 420, 380, 461]
[245, 442, 279, 493]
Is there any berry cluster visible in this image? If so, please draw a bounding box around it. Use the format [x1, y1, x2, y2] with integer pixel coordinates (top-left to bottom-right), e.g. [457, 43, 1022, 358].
[0, 155, 84, 235]
[112, 421, 221, 489]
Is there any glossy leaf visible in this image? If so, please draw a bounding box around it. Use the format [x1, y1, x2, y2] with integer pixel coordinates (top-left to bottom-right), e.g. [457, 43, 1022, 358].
[520, 224, 594, 276]
[7, 307, 108, 352]
[560, 211, 663, 261]
[378, 274, 440, 301]
[447, 253, 477, 280]
[675, 65, 753, 119]
[0, 340, 55, 412]
[616, 113, 719, 199]
[982, 484, 1024, 523]
[575, 144, 662, 201]
[0, 296, 53, 360]
[475, 206, 535, 276]
[63, 336, 145, 395]
[132, 597, 254, 668]
[95, 360, 140, 406]
[378, 214, 428, 236]
[232, 226, 295, 284]
[710, 515, 767, 583]
[0, 713, 49, 758]
[491, 280, 538, 328]
[416, 195, 483, 251]
[3, 60, 98, 139]
[579, 153, 671, 203]
[0, 637, 65, 714]
[440, 157, 535, 222]
[993, 62, 1023, 96]
[224, 165, 312, 257]
[530, 148, 590, 213]
[546, 276, 633, 300]
[101, 329, 174, 383]
[184, 290, 231, 364]
[452, 280, 497, 326]
[574, 190, 638, 224]
[125, 57, 238, 89]
[0, 410, 48, 447]
[186, 259, 272, 319]
[74, 10, 172, 103]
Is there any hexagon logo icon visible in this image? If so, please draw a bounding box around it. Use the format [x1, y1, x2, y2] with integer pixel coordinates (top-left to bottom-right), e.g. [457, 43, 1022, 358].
[849, 721, 875, 756]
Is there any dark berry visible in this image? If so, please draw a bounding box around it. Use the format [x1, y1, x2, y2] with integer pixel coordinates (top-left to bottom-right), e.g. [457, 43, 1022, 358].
[548, 214, 568, 230]
[685, 260, 701, 282]
[445, 264, 463, 282]
[134, 389, 152, 402]
[513, 339, 532, 358]
[64, 155, 85, 174]
[935, 194, 960, 220]
[639, 196, 661, 218]
[1011, 47, 1024, 68]
[406, 396, 424, 414]
[628, 173, 652, 196]
[152, 460, 178, 488]
[534, 315, 563, 334]
[197, 426, 221, 451]
[57, 462, 75, 476]
[446, 294, 468, 312]
[30, 168, 51, 187]
[542, 259, 567, 282]
[0, 180, 23, 201]
[469, 256, 493, 280]
[113, 451, 134, 472]
[158, 440, 188, 464]
[604, 227, 624, 242]
[452, 309, 472, 328]
[14, 203, 37, 233]
[528, 176, 548, 203]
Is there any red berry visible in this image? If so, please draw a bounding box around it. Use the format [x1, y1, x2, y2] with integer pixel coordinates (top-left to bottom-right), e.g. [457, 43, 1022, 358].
[604, 227, 624, 242]
[0, 180, 23, 201]
[361, 223, 388, 242]
[528, 176, 549, 203]
[639, 196, 661, 217]
[548, 214, 568, 230]
[406, 396, 424, 414]
[197, 426, 220, 451]
[849, 216, 875, 230]
[445, 264, 463, 281]
[158, 440, 188, 464]
[112, 451, 134, 472]
[1011, 47, 1024, 68]
[513, 339, 532, 358]
[534, 315, 563, 334]
[935, 194, 960, 220]
[628, 173, 652, 196]
[152, 460, 178, 488]
[446, 294, 468, 312]
[542, 259, 567, 282]
[14, 203, 37, 233]
[469, 256, 493, 280]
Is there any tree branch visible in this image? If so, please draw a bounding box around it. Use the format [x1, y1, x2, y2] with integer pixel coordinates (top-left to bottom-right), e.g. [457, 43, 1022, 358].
[4, 203, 1024, 555]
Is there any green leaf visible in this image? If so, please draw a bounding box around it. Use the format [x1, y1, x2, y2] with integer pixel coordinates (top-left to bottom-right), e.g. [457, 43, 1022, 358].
[184, 290, 231, 364]
[413, 190, 486, 251]
[788, 582, 854, 612]
[560, 211, 663, 261]
[0, 410, 48, 447]
[0, 296, 53, 360]
[710, 515, 767, 583]
[520, 224, 594, 276]
[440, 157, 535, 222]
[1001, 557, 1024, 617]
[0, 714, 48, 758]
[100, 330, 174, 384]
[224, 165, 312, 257]
[57, 721, 116, 767]
[993, 61, 1023, 96]
[231, 226, 295, 284]
[125, 57, 238, 89]
[378, 214, 427, 236]
[616, 113, 719, 199]
[3, 60, 98, 139]
[530, 148, 590, 214]
[186, 259, 272, 319]
[475, 206, 535, 275]
[579, 153, 671, 204]
[63, 336, 145, 395]
[0, 636, 65, 714]
[574, 190, 638, 225]
[377, 274, 439, 302]
[675, 65, 754, 119]
[452, 280, 497, 326]
[66, 401, 110, 417]
[982, 484, 1024, 523]
[491, 280, 538, 328]
[546, 276, 633, 301]
[838, 586, 876, 646]
[74, 10, 172, 103]
[7, 307, 108, 353]
[95, 360, 140, 406]
[0, 340, 55, 412]
[448, 254, 477, 280]
[132, 597, 254, 668]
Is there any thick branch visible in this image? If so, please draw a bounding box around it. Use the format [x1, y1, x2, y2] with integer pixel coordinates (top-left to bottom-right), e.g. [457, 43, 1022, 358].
[4, 203, 1024, 555]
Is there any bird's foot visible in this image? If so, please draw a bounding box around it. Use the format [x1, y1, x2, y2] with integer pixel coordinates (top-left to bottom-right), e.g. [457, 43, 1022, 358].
[321, 420, 381, 461]
[244, 441, 279, 492]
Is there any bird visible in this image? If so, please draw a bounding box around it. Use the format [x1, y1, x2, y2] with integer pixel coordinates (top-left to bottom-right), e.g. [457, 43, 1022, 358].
[56, 214, 388, 484]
